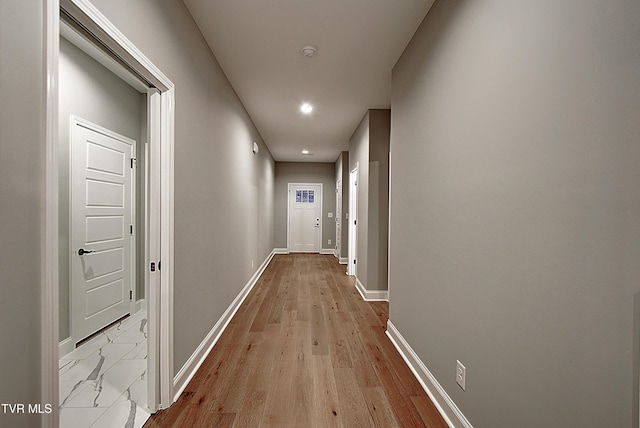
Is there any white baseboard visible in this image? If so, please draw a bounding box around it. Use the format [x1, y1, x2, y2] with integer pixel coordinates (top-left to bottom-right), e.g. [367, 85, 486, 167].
[339, 257, 348, 265]
[135, 298, 145, 313]
[173, 249, 276, 401]
[59, 337, 74, 359]
[355, 277, 389, 301]
[279, 248, 334, 255]
[386, 320, 473, 428]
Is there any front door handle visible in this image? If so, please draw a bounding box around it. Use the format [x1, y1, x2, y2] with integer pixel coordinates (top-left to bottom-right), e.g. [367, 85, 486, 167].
[78, 248, 95, 256]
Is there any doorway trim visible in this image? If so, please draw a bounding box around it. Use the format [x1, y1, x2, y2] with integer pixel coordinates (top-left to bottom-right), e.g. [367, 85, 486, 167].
[44, 0, 175, 424]
[348, 164, 359, 276]
[287, 183, 323, 253]
[335, 178, 342, 260]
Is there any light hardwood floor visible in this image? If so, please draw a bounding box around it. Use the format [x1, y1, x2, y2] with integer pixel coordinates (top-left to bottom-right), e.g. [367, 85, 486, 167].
[145, 254, 447, 427]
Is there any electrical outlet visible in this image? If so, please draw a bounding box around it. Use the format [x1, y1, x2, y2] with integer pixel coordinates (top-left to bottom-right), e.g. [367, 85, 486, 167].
[328, 239, 332, 245]
[456, 360, 466, 391]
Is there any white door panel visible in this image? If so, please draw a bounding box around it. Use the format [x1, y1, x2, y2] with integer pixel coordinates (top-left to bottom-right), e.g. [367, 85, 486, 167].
[85, 216, 124, 243]
[82, 248, 124, 280]
[85, 278, 125, 317]
[86, 180, 125, 207]
[71, 119, 135, 342]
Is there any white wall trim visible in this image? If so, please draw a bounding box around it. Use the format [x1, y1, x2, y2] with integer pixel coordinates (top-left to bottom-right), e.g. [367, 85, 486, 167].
[355, 277, 389, 302]
[135, 299, 146, 314]
[386, 320, 473, 428]
[320, 248, 334, 255]
[274, 248, 290, 254]
[59, 337, 74, 360]
[43, 1, 61, 426]
[173, 249, 276, 401]
[347, 164, 359, 276]
[339, 257, 348, 265]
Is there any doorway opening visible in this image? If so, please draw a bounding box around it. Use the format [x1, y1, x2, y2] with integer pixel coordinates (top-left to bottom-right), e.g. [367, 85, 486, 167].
[335, 179, 342, 260]
[60, 111, 146, 425]
[44, 1, 176, 425]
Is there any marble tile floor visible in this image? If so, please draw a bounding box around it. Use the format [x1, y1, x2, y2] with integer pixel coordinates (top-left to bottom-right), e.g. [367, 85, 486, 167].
[59, 310, 150, 428]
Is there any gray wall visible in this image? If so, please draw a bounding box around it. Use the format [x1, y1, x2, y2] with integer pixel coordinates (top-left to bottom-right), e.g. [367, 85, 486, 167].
[349, 110, 390, 292]
[0, 1, 45, 426]
[389, 0, 640, 427]
[58, 37, 145, 342]
[334, 151, 349, 260]
[368, 110, 390, 293]
[274, 162, 336, 251]
[88, 0, 275, 374]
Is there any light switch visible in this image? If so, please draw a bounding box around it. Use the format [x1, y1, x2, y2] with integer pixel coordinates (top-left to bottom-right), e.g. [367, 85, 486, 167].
[328, 212, 333, 218]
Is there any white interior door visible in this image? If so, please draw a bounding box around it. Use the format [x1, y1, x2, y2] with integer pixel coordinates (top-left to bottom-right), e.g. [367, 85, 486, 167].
[288, 183, 322, 253]
[71, 118, 135, 342]
[336, 179, 342, 257]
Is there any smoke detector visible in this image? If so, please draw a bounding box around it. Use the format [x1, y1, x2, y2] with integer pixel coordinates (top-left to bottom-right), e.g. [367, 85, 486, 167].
[302, 46, 317, 58]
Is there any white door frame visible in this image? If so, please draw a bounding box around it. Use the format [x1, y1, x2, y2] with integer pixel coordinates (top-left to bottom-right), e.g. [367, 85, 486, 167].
[387, 151, 393, 302]
[335, 178, 342, 259]
[43, 1, 175, 425]
[348, 164, 359, 276]
[287, 183, 323, 253]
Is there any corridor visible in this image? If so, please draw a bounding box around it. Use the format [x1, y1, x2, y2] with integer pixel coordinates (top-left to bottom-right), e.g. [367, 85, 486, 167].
[145, 254, 446, 427]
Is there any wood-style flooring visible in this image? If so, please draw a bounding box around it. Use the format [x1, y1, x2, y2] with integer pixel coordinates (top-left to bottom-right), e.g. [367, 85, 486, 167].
[145, 254, 447, 427]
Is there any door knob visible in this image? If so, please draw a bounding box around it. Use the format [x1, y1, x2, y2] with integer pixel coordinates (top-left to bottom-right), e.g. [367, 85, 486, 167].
[78, 248, 95, 256]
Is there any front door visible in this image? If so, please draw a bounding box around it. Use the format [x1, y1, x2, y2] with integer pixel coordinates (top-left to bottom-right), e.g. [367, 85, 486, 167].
[71, 118, 135, 342]
[288, 183, 322, 253]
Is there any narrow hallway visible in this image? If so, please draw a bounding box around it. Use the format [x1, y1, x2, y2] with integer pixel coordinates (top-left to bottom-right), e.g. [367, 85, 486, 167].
[145, 254, 446, 427]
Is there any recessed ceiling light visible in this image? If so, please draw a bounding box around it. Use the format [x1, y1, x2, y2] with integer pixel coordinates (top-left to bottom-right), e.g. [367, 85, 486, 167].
[302, 149, 310, 154]
[300, 103, 313, 114]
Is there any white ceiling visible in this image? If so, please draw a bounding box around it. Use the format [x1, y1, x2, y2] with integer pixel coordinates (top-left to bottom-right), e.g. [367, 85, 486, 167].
[182, 0, 435, 162]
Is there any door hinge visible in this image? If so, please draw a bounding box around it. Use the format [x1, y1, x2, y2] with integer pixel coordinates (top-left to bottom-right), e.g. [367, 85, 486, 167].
[130, 225, 133, 235]
[353, 259, 356, 264]
[130, 158, 136, 168]
[129, 290, 133, 301]
[150, 262, 156, 272]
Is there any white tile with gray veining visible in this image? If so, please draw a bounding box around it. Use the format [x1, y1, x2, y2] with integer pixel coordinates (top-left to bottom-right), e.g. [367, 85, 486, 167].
[89, 386, 150, 428]
[59, 310, 150, 428]
[64, 360, 147, 409]
[60, 343, 137, 381]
